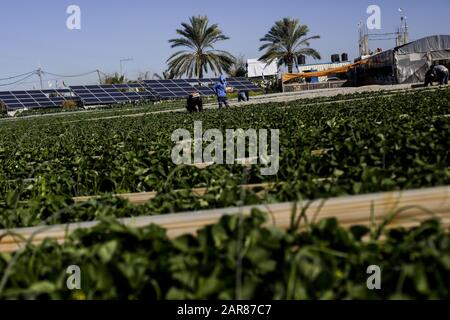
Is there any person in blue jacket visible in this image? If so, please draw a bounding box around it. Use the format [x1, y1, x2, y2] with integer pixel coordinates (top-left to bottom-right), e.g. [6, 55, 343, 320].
[213, 75, 230, 108]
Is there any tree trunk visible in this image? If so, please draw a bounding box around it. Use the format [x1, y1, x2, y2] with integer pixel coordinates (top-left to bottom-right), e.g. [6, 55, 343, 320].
[287, 62, 293, 74]
[197, 52, 204, 79]
[287, 57, 294, 74]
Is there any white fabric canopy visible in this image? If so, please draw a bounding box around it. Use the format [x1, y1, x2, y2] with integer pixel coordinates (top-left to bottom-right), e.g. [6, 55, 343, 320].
[357, 35, 450, 85]
[247, 59, 278, 78]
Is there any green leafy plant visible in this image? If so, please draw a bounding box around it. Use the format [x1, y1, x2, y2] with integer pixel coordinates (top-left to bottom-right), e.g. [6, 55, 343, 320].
[0, 211, 448, 300]
[259, 17, 321, 73]
[1, 88, 450, 228]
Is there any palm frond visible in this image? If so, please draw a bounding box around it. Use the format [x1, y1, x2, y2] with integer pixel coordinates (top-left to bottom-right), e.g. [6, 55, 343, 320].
[167, 16, 234, 78]
[296, 48, 322, 60]
[258, 17, 321, 72]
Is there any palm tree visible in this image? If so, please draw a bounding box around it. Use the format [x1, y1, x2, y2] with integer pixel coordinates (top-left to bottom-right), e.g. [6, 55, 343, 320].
[101, 72, 126, 84]
[152, 69, 176, 80]
[228, 54, 247, 78]
[167, 16, 235, 79]
[259, 18, 321, 74]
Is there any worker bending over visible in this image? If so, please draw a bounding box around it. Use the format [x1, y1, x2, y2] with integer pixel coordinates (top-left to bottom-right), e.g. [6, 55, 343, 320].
[238, 90, 250, 102]
[186, 92, 203, 113]
[425, 65, 449, 86]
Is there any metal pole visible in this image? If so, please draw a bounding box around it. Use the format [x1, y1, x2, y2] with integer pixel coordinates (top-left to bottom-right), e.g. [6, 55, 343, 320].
[120, 58, 134, 77]
[37, 68, 43, 89]
[404, 16, 409, 44]
[96, 69, 102, 84]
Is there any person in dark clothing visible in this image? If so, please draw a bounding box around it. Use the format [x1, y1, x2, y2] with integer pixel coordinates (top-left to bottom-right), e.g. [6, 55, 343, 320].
[424, 68, 435, 86]
[237, 90, 250, 102]
[213, 75, 230, 108]
[186, 92, 203, 113]
[425, 65, 449, 86]
[434, 65, 449, 85]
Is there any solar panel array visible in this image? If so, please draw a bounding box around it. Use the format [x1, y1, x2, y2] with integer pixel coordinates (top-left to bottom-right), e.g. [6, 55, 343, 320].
[143, 79, 210, 99]
[222, 77, 261, 92]
[143, 77, 261, 99]
[69, 84, 158, 106]
[0, 89, 80, 110]
[0, 78, 261, 110]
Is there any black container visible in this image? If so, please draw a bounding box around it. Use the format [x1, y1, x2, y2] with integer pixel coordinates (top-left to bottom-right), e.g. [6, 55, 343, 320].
[331, 54, 340, 63]
[297, 55, 306, 65]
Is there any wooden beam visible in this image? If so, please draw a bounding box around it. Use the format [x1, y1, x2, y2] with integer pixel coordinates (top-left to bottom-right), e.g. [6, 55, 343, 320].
[73, 183, 279, 205]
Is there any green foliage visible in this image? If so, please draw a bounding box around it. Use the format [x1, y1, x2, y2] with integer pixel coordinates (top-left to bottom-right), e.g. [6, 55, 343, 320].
[0, 212, 448, 300]
[1, 88, 450, 300]
[227, 55, 247, 78]
[1, 88, 450, 229]
[259, 17, 321, 73]
[167, 15, 235, 78]
[152, 69, 176, 80]
[101, 72, 126, 85]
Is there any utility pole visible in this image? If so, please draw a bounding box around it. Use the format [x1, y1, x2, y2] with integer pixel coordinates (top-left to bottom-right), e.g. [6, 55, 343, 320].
[403, 16, 409, 44]
[120, 58, 134, 78]
[37, 67, 43, 89]
[358, 21, 369, 57]
[96, 69, 102, 84]
[397, 8, 409, 46]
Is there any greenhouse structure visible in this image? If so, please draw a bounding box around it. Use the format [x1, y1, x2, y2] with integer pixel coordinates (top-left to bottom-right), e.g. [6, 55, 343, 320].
[355, 35, 450, 85]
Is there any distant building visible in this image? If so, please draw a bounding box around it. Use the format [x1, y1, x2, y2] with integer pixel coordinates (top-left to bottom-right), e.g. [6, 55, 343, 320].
[354, 35, 450, 85]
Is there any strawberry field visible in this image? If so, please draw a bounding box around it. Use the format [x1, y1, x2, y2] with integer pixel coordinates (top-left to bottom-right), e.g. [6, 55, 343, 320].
[0, 87, 450, 299]
[1, 88, 450, 228]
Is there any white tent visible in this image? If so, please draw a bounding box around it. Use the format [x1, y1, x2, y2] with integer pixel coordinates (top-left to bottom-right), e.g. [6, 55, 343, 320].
[395, 35, 450, 83]
[357, 35, 450, 85]
[247, 59, 278, 78]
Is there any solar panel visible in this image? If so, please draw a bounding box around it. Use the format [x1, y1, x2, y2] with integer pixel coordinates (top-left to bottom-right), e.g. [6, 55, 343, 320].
[44, 89, 81, 107]
[143, 79, 214, 98]
[226, 77, 261, 91]
[0, 89, 80, 110]
[0, 78, 261, 110]
[142, 77, 260, 99]
[70, 84, 159, 106]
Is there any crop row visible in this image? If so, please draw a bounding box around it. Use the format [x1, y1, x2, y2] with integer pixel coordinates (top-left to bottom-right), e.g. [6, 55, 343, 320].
[0, 211, 448, 299]
[0, 88, 450, 228]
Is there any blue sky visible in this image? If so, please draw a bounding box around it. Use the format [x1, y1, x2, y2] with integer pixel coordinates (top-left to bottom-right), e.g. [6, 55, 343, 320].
[0, 0, 449, 90]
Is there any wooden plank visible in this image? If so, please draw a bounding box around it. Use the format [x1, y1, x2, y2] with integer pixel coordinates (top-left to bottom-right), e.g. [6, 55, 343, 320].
[311, 148, 333, 157]
[1, 186, 450, 253]
[73, 183, 278, 205]
[191, 157, 258, 169]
